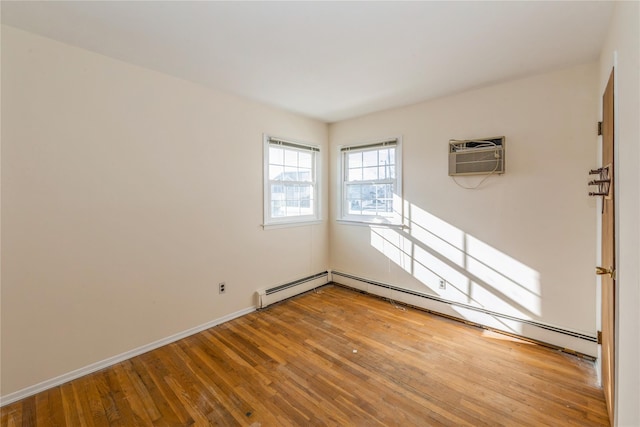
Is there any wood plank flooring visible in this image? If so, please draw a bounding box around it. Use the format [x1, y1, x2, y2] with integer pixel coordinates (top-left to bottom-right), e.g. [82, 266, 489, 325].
[1, 284, 609, 426]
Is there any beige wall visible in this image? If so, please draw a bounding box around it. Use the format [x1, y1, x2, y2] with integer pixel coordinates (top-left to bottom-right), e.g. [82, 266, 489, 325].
[329, 64, 598, 339]
[1, 26, 329, 396]
[599, 1, 640, 425]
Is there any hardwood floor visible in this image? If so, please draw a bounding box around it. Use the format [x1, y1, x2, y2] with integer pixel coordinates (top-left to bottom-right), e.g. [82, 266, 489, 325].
[1, 284, 609, 426]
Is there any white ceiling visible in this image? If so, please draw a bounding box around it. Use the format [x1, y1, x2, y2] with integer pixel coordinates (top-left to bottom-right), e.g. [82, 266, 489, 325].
[1, 1, 613, 123]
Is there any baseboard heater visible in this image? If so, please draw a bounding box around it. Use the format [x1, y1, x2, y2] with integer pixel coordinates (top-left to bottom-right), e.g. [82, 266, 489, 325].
[331, 271, 597, 358]
[256, 271, 329, 309]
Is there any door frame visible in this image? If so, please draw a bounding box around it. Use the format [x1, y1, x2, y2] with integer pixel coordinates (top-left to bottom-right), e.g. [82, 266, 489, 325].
[597, 55, 619, 425]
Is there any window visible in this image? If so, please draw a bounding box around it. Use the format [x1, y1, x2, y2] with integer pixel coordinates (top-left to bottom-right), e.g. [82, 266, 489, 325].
[339, 138, 402, 225]
[264, 135, 320, 227]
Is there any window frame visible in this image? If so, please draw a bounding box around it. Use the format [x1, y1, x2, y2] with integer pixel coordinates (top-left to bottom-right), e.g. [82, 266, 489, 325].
[338, 137, 403, 226]
[263, 134, 321, 229]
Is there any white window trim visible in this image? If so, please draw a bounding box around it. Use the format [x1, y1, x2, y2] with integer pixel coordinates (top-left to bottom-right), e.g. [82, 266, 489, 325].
[263, 134, 321, 229]
[337, 137, 403, 226]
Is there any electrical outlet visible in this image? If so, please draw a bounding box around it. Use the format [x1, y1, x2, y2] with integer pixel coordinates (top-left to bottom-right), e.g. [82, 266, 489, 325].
[438, 279, 446, 290]
[219, 282, 226, 294]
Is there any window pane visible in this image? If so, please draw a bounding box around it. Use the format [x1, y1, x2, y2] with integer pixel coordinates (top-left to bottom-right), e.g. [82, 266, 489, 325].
[363, 166, 378, 181]
[345, 184, 362, 214]
[271, 200, 285, 217]
[348, 168, 363, 181]
[387, 165, 396, 179]
[269, 165, 284, 180]
[285, 201, 300, 217]
[298, 185, 311, 199]
[374, 183, 394, 199]
[284, 149, 298, 167]
[348, 152, 362, 168]
[349, 202, 363, 215]
[378, 148, 390, 165]
[378, 165, 392, 179]
[270, 147, 284, 165]
[298, 168, 312, 182]
[283, 167, 298, 181]
[286, 184, 297, 200]
[362, 150, 378, 167]
[271, 184, 285, 199]
[346, 184, 363, 200]
[363, 186, 377, 201]
[299, 151, 312, 168]
[301, 184, 313, 212]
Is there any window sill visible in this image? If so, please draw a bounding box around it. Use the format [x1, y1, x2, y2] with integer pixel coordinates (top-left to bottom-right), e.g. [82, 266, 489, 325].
[262, 219, 323, 230]
[336, 219, 407, 229]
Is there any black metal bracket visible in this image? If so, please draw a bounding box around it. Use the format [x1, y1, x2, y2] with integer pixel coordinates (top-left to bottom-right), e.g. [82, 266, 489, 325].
[588, 165, 612, 213]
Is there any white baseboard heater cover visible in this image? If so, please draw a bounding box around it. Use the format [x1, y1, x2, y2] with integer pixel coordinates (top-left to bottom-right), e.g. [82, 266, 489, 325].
[256, 271, 329, 309]
[331, 271, 597, 357]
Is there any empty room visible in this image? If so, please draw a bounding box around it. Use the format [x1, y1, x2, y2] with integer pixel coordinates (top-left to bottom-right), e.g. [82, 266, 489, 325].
[1, 1, 639, 426]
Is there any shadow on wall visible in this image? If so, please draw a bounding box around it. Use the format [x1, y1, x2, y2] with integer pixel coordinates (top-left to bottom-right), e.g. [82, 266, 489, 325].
[370, 202, 541, 336]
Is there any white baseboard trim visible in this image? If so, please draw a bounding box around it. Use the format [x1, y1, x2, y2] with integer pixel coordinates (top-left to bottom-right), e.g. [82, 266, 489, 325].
[332, 270, 598, 358]
[0, 306, 256, 407]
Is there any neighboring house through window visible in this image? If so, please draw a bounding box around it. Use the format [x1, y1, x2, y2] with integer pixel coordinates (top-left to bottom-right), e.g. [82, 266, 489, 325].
[264, 135, 320, 227]
[339, 138, 402, 225]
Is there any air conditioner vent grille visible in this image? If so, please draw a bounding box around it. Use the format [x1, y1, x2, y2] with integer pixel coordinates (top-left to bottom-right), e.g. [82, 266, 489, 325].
[449, 136, 505, 176]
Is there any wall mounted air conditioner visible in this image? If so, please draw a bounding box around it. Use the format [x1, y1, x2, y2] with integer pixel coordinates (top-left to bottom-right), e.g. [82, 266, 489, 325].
[448, 136, 505, 176]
